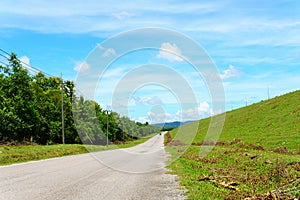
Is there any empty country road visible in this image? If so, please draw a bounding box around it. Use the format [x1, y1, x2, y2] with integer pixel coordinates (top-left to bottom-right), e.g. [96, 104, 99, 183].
[0, 133, 185, 200]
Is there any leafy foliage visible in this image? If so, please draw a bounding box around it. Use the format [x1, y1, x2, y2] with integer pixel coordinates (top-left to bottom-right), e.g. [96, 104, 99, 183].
[0, 53, 159, 145]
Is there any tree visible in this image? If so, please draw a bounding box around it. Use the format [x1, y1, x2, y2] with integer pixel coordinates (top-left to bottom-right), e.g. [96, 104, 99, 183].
[0, 52, 160, 145]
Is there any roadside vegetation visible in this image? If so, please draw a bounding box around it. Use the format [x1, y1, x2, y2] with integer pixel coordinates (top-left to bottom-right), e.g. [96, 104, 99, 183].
[166, 90, 300, 199]
[0, 133, 156, 166]
[0, 53, 160, 165]
[0, 53, 159, 146]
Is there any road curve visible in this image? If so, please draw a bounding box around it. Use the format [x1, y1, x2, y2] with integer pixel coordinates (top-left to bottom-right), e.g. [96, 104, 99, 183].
[0, 133, 185, 200]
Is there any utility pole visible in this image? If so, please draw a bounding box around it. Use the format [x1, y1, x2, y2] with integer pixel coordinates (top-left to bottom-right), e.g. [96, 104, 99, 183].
[105, 109, 113, 145]
[106, 110, 109, 146]
[122, 124, 125, 141]
[61, 74, 65, 144]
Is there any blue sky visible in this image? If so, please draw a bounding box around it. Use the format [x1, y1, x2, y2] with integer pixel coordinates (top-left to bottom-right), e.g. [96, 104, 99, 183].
[0, 0, 300, 123]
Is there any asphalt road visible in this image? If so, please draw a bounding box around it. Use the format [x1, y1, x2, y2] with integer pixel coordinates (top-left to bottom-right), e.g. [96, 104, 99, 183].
[0, 133, 185, 200]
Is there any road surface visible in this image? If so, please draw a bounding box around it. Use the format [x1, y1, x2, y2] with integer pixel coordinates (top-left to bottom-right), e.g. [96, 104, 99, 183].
[0, 133, 185, 200]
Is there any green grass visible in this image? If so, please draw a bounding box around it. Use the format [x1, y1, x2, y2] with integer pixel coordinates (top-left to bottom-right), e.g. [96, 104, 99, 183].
[0, 133, 157, 166]
[195, 90, 300, 153]
[117, 133, 156, 148]
[166, 90, 300, 199]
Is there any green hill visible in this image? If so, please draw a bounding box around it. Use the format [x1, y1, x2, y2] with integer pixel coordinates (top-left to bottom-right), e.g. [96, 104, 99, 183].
[167, 90, 300, 199]
[193, 90, 300, 152]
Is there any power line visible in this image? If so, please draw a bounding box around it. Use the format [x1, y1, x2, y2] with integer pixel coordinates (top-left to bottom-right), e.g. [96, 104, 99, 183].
[0, 48, 54, 78]
[0, 48, 10, 56]
[0, 53, 8, 60]
[0, 51, 43, 75]
[1, 48, 67, 144]
[1, 52, 40, 75]
[0, 60, 8, 66]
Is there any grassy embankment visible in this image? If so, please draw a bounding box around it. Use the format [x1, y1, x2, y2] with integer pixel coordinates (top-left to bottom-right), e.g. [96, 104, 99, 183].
[166, 90, 300, 199]
[0, 133, 156, 166]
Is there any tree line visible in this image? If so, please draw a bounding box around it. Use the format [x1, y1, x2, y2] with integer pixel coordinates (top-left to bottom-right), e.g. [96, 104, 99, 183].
[0, 53, 160, 145]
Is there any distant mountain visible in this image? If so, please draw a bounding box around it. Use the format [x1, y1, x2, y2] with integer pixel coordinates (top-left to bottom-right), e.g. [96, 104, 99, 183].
[153, 121, 194, 129]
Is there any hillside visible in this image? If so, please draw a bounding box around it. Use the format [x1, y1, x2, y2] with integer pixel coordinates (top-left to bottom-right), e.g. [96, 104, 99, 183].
[167, 90, 300, 199]
[154, 121, 194, 130]
[193, 90, 300, 152]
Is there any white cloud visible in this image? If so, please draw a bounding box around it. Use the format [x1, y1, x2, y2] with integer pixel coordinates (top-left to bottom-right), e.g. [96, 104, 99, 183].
[198, 101, 210, 112]
[209, 108, 223, 116]
[19, 56, 40, 73]
[148, 111, 173, 124]
[133, 96, 162, 106]
[73, 61, 90, 72]
[133, 101, 214, 123]
[112, 11, 134, 20]
[134, 116, 150, 124]
[102, 48, 116, 57]
[157, 42, 185, 62]
[220, 65, 242, 80]
[19, 56, 30, 65]
[176, 101, 211, 121]
[0, 1, 221, 18]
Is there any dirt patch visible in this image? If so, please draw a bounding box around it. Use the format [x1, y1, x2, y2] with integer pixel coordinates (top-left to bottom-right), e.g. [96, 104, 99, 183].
[165, 131, 172, 146]
[113, 140, 126, 145]
[268, 161, 289, 179]
[244, 191, 295, 200]
[216, 141, 227, 146]
[230, 138, 243, 145]
[200, 157, 220, 164]
[193, 141, 227, 146]
[167, 140, 186, 146]
[249, 143, 265, 151]
[288, 161, 300, 171]
[198, 175, 239, 191]
[272, 146, 290, 154]
[183, 154, 220, 164]
[238, 143, 265, 151]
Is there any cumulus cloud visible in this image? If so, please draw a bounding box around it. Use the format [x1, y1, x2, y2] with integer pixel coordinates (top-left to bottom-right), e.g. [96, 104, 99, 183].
[19, 56, 40, 73]
[102, 48, 117, 57]
[176, 101, 211, 121]
[133, 96, 162, 106]
[73, 61, 90, 72]
[220, 65, 242, 80]
[198, 101, 210, 112]
[134, 101, 213, 123]
[157, 42, 185, 62]
[134, 116, 151, 124]
[148, 111, 173, 124]
[19, 56, 30, 65]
